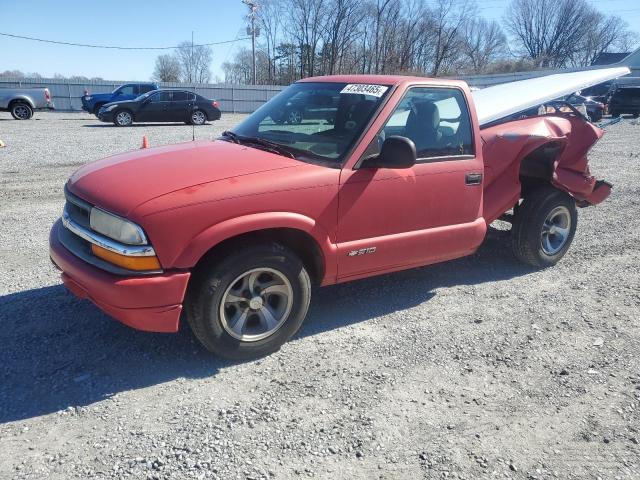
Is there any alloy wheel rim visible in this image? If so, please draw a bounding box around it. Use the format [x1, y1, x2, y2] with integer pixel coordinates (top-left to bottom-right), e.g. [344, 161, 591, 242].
[117, 112, 131, 125]
[219, 268, 293, 342]
[541, 206, 571, 255]
[288, 110, 302, 123]
[14, 106, 29, 119]
[192, 111, 205, 124]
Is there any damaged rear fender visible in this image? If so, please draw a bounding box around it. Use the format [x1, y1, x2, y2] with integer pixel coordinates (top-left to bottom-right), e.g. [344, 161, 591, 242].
[481, 116, 611, 223]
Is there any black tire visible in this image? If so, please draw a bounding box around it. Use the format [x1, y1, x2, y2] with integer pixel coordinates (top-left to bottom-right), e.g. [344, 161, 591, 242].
[511, 186, 577, 268]
[10, 102, 33, 120]
[113, 109, 133, 127]
[186, 242, 311, 360]
[609, 109, 618, 118]
[189, 109, 207, 126]
[93, 103, 105, 116]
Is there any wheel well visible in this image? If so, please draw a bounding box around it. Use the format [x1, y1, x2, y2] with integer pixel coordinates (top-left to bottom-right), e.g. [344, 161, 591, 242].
[8, 98, 33, 109]
[519, 141, 564, 196]
[194, 228, 325, 285]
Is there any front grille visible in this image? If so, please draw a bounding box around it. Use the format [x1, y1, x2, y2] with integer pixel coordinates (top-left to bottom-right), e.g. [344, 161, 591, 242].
[64, 185, 92, 229]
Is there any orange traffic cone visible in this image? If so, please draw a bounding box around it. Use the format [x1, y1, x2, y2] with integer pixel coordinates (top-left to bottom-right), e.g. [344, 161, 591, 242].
[141, 136, 149, 149]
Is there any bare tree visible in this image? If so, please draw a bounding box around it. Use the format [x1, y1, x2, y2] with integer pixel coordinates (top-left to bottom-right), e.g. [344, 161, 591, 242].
[221, 0, 633, 85]
[286, 0, 327, 78]
[259, 0, 283, 83]
[175, 41, 213, 83]
[428, 0, 473, 76]
[152, 54, 181, 82]
[572, 14, 639, 66]
[461, 18, 507, 73]
[506, 0, 593, 68]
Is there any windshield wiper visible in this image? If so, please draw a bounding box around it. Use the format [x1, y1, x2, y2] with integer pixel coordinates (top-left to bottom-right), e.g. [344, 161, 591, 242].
[221, 130, 241, 144]
[242, 137, 297, 159]
[221, 131, 296, 159]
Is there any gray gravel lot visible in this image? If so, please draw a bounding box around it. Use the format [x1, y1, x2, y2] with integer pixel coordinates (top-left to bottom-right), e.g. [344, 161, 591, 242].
[0, 111, 639, 479]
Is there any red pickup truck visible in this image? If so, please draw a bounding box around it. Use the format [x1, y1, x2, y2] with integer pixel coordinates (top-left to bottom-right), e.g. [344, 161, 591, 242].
[50, 75, 612, 359]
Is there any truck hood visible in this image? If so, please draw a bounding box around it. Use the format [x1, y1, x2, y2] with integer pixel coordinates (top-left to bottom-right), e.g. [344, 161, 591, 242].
[67, 140, 303, 217]
[87, 93, 114, 101]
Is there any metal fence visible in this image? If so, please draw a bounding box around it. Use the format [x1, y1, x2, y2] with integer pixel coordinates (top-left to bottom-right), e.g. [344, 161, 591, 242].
[0, 77, 286, 113]
[4, 72, 638, 113]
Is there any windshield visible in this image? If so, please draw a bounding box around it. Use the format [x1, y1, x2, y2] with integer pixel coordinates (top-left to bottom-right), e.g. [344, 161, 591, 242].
[229, 82, 390, 162]
[134, 91, 155, 101]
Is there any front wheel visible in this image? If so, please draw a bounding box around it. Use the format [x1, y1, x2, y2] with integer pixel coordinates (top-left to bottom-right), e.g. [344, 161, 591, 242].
[11, 102, 33, 120]
[113, 110, 133, 127]
[511, 186, 577, 268]
[186, 243, 311, 359]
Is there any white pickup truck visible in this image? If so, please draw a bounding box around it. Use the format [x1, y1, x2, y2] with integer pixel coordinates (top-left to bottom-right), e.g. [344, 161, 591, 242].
[0, 87, 55, 119]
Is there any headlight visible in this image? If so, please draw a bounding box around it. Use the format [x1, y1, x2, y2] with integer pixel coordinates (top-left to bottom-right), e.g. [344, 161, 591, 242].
[90, 208, 147, 245]
[104, 104, 118, 112]
[85, 96, 92, 100]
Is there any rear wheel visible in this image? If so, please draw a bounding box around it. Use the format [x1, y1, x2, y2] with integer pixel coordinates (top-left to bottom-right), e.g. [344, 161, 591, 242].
[190, 109, 207, 125]
[511, 186, 577, 268]
[113, 110, 133, 127]
[10, 102, 33, 120]
[186, 243, 311, 359]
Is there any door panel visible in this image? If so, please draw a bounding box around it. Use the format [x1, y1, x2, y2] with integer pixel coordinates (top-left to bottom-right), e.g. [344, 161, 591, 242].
[137, 91, 171, 122]
[169, 92, 193, 121]
[336, 86, 485, 279]
[337, 160, 484, 278]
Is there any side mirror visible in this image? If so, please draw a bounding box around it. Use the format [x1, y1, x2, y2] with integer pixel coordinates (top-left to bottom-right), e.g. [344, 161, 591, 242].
[360, 136, 416, 169]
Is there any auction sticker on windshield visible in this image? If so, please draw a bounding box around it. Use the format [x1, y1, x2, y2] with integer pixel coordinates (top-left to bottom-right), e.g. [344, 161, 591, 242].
[340, 84, 388, 97]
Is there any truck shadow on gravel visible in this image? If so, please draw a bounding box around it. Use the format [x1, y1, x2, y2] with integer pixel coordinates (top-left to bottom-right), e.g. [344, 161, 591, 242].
[0, 229, 532, 423]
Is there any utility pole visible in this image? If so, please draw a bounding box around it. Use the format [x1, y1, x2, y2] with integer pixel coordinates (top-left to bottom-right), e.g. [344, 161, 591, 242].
[243, 0, 259, 85]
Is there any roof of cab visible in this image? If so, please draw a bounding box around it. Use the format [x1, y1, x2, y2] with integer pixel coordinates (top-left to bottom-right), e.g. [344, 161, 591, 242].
[299, 74, 463, 86]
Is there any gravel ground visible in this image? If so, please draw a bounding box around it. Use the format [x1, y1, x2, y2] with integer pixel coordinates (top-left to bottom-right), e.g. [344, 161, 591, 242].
[0, 111, 639, 480]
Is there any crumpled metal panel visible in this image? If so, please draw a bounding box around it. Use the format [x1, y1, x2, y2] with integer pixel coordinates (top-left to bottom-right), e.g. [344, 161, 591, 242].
[481, 116, 611, 223]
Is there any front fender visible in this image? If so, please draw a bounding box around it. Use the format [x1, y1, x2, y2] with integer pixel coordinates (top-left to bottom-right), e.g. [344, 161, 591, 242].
[172, 211, 337, 283]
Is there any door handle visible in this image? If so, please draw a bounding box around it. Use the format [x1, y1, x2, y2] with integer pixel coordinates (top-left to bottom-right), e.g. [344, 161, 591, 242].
[465, 173, 483, 185]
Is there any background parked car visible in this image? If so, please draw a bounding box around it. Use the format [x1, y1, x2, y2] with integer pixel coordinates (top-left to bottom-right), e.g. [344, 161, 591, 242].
[607, 86, 640, 118]
[97, 89, 221, 126]
[81, 82, 158, 115]
[565, 93, 605, 121]
[579, 81, 613, 104]
[271, 88, 340, 124]
[0, 87, 54, 119]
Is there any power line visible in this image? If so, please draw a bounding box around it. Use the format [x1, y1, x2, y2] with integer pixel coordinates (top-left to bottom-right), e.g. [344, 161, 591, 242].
[0, 32, 250, 50]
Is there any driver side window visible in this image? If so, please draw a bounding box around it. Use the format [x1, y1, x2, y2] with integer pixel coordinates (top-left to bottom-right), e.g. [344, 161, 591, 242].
[118, 85, 136, 96]
[380, 87, 474, 160]
[149, 91, 172, 102]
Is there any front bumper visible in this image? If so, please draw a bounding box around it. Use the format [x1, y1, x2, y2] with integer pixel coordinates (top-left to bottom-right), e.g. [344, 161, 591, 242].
[49, 220, 190, 333]
[97, 111, 113, 122]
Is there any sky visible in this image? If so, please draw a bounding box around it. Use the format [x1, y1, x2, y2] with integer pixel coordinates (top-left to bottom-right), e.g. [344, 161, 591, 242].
[1, 0, 640, 82]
